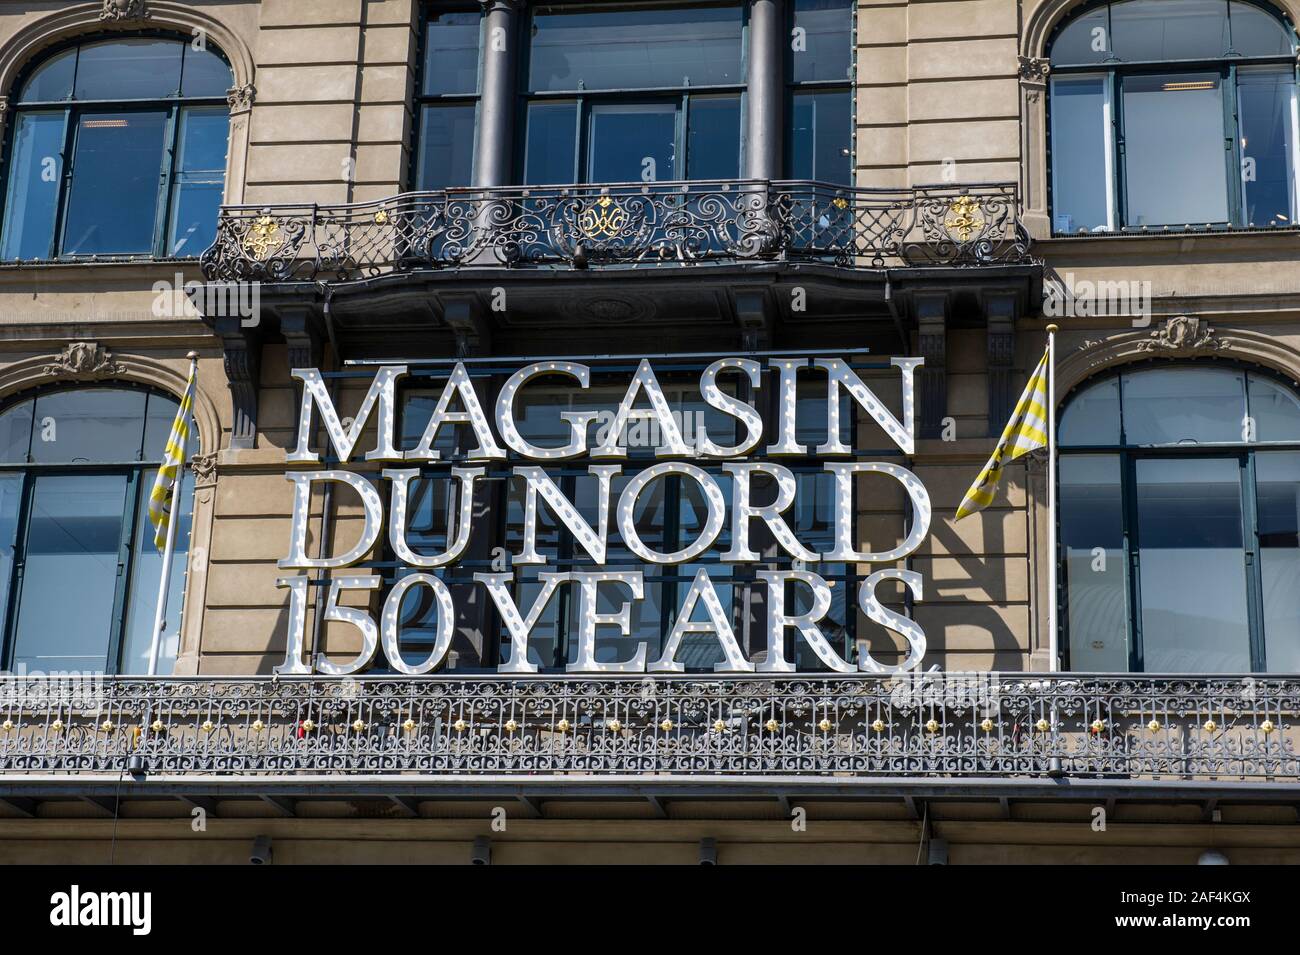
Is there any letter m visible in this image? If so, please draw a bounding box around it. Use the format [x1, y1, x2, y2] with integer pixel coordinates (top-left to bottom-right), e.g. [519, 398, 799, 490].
[288, 365, 407, 464]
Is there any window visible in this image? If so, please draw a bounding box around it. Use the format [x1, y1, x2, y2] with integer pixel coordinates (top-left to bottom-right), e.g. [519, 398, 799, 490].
[0, 35, 232, 260]
[788, 0, 854, 184]
[416, 7, 482, 189]
[1058, 364, 1300, 672]
[0, 385, 195, 675]
[1047, 0, 1300, 233]
[522, 2, 745, 184]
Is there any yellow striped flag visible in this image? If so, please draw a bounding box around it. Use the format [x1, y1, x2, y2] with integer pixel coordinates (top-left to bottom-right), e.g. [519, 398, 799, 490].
[956, 345, 1051, 520]
[147, 363, 197, 550]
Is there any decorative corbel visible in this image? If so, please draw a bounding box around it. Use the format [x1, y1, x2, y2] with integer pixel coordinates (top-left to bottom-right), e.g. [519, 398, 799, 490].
[734, 288, 773, 352]
[983, 291, 1018, 436]
[226, 84, 256, 115]
[214, 315, 262, 450]
[278, 305, 324, 372]
[1018, 55, 1050, 103]
[443, 294, 491, 357]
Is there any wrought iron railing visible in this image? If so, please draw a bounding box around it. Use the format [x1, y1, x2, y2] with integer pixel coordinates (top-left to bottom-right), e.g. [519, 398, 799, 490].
[199, 180, 1034, 283]
[0, 674, 1295, 780]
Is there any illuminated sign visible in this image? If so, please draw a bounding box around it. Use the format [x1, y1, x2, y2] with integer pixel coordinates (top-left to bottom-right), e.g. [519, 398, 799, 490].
[274, 355, 931, 675]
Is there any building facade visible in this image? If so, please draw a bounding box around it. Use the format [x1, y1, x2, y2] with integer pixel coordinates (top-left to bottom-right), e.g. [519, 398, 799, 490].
[0, 0, 1297, 864]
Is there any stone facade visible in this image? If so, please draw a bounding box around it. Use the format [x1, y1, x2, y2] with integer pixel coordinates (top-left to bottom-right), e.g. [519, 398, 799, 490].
[0, 0, 1296, 863]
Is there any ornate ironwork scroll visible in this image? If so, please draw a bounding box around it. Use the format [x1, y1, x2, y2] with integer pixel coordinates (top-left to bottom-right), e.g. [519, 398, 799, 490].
[200, 181, 1037, 283]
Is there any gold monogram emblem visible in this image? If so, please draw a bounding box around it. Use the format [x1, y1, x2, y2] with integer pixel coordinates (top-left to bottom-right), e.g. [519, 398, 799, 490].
[243, 216, 283, 259]
[578, 195, 628, 239]
[944, 196, 984, 241]
[374, 210, 390, 225]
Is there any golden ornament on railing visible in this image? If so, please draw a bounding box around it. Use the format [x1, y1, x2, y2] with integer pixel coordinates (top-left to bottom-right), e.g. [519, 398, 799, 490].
[578, 195, 628, 240]
[831, 196, 849, 210]
[944, 195, 984, 242]
[243, 215, 284, 259]
[374, 209, 390, 225]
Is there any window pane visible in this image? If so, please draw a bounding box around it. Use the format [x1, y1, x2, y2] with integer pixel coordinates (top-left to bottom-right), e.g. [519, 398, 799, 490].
[1050, 6, 1111, 65]
[1060, 375, 1122, 446]
[1256, 451, 1300, 671]
[1135, 457, 1250, 672]
[1121, 366, 1245, 444]
[1248, 372, 1300, 441]
[1228, 1, 1296, 56]
[423, 11, 481, 96]
[169, 107, 229, 256]
[792, 0, 853, 82]
[1050, 75, 1113, 233]
[588, 102, 677, 183]
[19, 47, 76, 102]
[74, 39, 183, 100]
[523, 101, 577, 184]
[30, 388, 148, 463]
[142, 392, 186, 461]
[11, 474, 129, 674]
[1237, 68, 1297, 227]
[120, 467, 192, 675]
[1122, 72, 1230, 226]
[529, 3, 743, 92]
[416, 103, 475, 189]
[0, 399, 33, 462]
[790, 89, 851, 184]
[686, 95, 740, 179]
[180, 46, 233, 97]
[1110, 0, 1230, 61]
[1061, 455, 1129, 670]
[0, 111, 66, 260]
[63, 110, 169, 255]
[0, 475, 21, 635]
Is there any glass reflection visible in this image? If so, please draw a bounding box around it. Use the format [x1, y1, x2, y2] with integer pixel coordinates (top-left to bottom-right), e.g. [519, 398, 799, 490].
[1061, 455, 1129, 670]
[11, 474, 129, 674]
[1256, 452, 1300, 671]
[1135, 457, 1251, 671]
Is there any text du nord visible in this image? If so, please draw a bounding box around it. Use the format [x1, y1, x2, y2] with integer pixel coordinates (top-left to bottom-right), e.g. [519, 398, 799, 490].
[275, 356, 934, 677]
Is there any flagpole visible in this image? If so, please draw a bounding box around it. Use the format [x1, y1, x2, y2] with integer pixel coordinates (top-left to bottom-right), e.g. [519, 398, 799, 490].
[1046, 325, 1059, 673]
[147, 352, 198, 678]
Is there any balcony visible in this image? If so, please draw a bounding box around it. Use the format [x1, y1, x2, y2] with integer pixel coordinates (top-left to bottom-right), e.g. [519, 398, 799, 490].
[199, 180, 1035, 284]
[0, 674, 1294, 782]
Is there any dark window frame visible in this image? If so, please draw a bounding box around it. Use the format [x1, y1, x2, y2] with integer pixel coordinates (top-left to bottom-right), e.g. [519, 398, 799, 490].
[1057, 360, 1300, 673]
[784, 0, 856, 183]
[515, 0, 751, 185]
[0, 30, 233, 261]
[0, 382, 196, 676]
[412, 3, 484, 190]
[1045, 0, 1300, 235]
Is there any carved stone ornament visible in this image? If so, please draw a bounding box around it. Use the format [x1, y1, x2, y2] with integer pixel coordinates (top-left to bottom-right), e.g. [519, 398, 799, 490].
[1018, 56, 1050, 82]
[1136, 316, 1229, 355]
[226, 84, 255, 113]
[43, 342, 126, 379]
[190, 451, 218, 484]
[100, 0, 150, 22]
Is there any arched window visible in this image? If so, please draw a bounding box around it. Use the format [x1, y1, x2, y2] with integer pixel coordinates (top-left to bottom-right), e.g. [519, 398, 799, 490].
[1058, 362, 1300, 673]
[0, 384, 195, 675]
[0, 34, 232, 261]
[1047, 0, 1299, 233]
